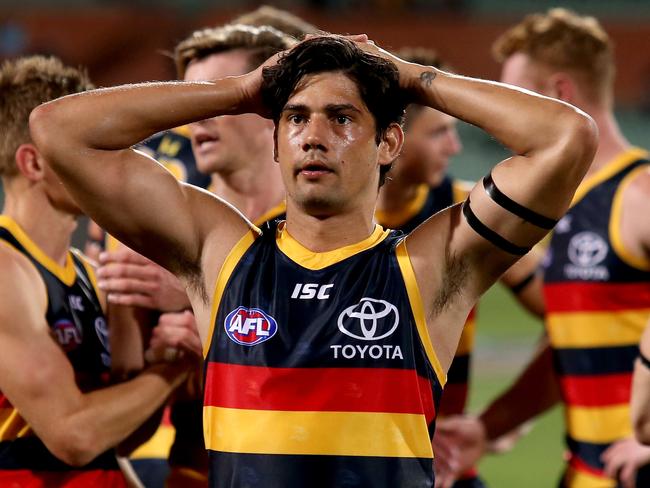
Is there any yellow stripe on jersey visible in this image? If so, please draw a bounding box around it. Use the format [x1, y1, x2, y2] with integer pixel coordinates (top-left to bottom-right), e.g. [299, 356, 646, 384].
[609, 164, 650, 271]
[171, 125, 191, 138]
[375, 184, 429, 229]
[203, 406, 433, 459]
[395, 240, 446, 386]
[455, 317, 476, 356]
[130, 424, 175, 459]
[0, 408, 31, 441]
[566, 404, 632, 444]
[546, 310, 648, 348]
[276, 223, 390, 271]
[563, 465, 614, 488]
[0, 216, 76, 286]
[571, 147, 649, 207]
[203, 228, 261, 358]
[253, 201, 286, 226]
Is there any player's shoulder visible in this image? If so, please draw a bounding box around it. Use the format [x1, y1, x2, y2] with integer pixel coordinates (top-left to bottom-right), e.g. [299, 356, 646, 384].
[622, 163, 650, 206]
[451, 178, 475, 204]
[0, 241, 47, 314]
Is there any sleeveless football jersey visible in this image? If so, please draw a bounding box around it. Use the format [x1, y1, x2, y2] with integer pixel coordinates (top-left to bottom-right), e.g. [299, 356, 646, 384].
[203, 220, 445, 487]
[0, 216, 126, 487]
[543, 148, 650, 487]
[376, 177, 474, 418]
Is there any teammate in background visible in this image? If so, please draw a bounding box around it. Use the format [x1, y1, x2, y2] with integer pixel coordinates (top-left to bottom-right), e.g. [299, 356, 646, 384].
[231, 4, 318, 39]
[94, 24, 297, 488]
[376, 47, 544, 488]
[434, 10, 650, 488]
[0, 56, 196, 487]
[30, 34, 596, 487]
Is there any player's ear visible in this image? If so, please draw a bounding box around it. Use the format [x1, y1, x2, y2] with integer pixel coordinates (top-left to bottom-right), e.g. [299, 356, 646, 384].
[378, 123, 403, 166]
[14, 143, 46, 182]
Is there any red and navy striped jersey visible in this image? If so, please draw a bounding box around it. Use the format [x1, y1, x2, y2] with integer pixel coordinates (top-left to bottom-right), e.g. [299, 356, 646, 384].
[0, 216, 126, 487]
[203, 220, 445, 487]
[543, 148, 650, 487]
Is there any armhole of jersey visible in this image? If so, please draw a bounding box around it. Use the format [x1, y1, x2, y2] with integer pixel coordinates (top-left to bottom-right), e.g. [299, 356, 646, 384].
[70, 248, 105, 312]
[609, 166, 650, 271]
[395, 239, 447, 387]
[452, 179, 473, 205]
[203, 229, 261, 358]
[0, 239, 50, 317]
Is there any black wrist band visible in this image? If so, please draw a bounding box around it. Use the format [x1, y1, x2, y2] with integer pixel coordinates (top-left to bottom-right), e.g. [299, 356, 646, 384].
[639, 350, 650, 370]
[510, 271, 537, 294]
[462, 198, 531, 256]
[483, 173, 558, 230]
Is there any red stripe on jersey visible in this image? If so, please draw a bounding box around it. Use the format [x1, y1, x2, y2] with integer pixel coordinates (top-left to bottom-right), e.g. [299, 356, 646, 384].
[545, 282, 650, 312]
[568, 455, 605, 478]
[466, 307, 476, 321]
[439, 383, 468, 416]
[0, 394, 11, 408]
[204, 362, 435, 421]
[0, 469, 128, 488]
[560, 373, 631, 407]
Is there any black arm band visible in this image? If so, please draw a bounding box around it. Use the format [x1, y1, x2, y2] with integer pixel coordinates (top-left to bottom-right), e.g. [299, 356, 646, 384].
[462, 198, 531, 256]
[509, 270, 537, 294]
[639, 350, 650, 370]
[483, 173, 558, 229]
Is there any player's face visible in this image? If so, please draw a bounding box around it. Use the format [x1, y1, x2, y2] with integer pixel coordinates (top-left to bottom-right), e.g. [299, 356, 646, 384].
[276, 72, 391, 215]
[399, 107, 461, 187]
[500, 52, 553, 97]
[185, 50, 274, 175]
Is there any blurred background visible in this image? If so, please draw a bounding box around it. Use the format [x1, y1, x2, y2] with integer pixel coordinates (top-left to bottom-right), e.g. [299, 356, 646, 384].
[2, 1, 650, 486]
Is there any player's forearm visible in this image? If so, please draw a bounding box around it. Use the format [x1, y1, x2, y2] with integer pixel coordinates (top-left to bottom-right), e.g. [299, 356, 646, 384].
[405, 66, 594, 162]
[60, 363, 187, 466]
[479, 339, 560, 441]
[29, 78, 247, 156]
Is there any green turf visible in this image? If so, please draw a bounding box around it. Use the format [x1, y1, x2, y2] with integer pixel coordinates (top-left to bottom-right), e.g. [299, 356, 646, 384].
[466, 283, 565, 487]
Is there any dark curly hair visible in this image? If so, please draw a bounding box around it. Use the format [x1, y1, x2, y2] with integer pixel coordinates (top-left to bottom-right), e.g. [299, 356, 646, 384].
[261, 36, 406, 185]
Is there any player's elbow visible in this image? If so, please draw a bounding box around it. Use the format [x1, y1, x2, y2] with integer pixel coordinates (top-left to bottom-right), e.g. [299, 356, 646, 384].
[45, 425, 103, 467]
[555, 109, 599, 178]
[29, 101, 75, 167]
[634, 412, 650, 446]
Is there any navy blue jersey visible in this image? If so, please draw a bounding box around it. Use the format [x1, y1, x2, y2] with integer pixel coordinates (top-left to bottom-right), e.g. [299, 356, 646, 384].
[203, 220, 445, 488]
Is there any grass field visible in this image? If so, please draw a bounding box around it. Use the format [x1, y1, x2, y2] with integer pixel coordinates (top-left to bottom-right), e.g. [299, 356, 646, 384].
[466, 283, 565, 487]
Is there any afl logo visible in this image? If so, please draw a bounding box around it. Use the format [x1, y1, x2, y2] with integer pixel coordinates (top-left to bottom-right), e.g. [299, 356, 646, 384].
[337, 298, 399, 341]
[568, 231, 608, 267]
[224, 306, 278, 346]
[53, 319, 82, 351]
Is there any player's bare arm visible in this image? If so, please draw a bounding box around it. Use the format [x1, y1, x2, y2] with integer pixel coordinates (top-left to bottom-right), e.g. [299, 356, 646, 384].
[359, 41, 597, 369]
[0, 244, 191, 467]
[28, 74, 269, 339]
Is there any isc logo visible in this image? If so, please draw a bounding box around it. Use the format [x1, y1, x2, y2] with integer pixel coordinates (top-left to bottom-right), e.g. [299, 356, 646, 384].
[224, 306, 278, 346]
[291, 283, 334, 300]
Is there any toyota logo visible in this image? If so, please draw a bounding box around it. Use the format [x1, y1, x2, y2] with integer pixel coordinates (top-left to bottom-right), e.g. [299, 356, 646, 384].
[568, 231, 608, 268]
[337, 298, 399, 341]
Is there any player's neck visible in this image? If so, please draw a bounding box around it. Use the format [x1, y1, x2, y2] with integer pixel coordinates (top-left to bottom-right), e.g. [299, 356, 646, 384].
[284, 200, 376, 253]
[210, 159, 284, 222]
[376, 171, 421, 213]
[2, 189, 76, 266]
[583, 107, 631, 179]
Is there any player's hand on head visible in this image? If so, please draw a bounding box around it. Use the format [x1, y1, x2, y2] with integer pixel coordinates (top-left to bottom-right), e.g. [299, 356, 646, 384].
[601, 437, 650, 488]
[145, 310, 202, 365]
[97, 248, 190, 311]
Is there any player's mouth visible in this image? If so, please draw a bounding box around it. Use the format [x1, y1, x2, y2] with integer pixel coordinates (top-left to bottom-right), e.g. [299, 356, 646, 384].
[296, 160, 335, 179]
[193, 132, 220, 152]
